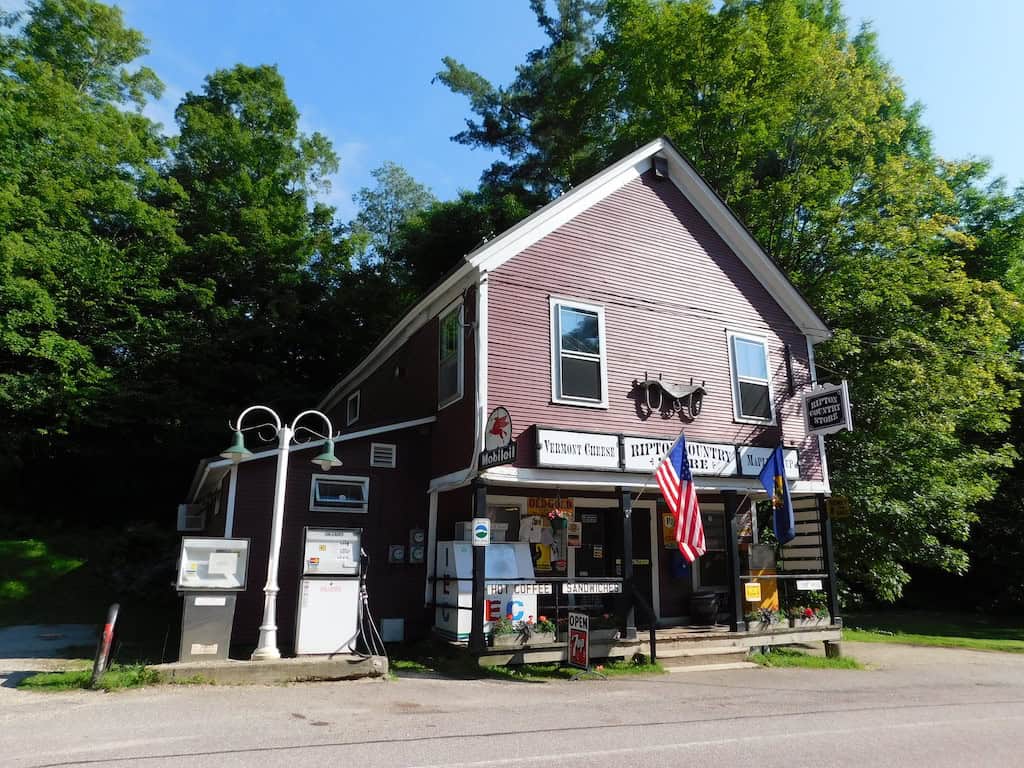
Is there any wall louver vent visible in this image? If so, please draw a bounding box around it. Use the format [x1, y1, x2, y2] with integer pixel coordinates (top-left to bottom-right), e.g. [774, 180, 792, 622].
[370, 442, 397, 468]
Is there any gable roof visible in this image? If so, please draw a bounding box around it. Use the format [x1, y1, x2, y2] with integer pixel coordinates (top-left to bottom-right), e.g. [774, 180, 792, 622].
[320, 136, 830, 411]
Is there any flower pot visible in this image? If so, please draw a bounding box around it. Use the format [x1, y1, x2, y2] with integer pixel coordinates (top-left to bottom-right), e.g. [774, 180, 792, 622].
[491, 631, 556, 648]
[690, 591, 719, 625]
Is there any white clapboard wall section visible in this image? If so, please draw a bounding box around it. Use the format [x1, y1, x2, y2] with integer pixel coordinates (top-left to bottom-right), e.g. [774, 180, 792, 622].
[778, 497, 824, 572]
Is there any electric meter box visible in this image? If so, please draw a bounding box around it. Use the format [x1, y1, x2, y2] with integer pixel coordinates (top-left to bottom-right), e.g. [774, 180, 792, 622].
[176, 537, 250, 591]
[302, 527, 360, 576]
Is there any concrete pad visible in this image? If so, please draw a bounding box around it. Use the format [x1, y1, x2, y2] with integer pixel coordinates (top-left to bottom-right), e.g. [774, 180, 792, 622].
[665, 661, 760, 673]
[0, 624, 96, 659]
[149, 653, 388, 685]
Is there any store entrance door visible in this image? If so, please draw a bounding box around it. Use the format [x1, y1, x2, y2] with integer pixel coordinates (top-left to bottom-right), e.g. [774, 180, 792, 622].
[608, 506, 654, 628]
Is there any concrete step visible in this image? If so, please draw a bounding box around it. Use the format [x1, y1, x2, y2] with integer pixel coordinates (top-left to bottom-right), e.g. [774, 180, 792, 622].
[656, 646, 750, 668]
[665, 661, 760, 673]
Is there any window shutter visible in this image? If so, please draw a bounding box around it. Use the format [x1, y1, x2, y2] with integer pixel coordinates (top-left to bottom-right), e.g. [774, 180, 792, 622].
[370, 442, 397, 468]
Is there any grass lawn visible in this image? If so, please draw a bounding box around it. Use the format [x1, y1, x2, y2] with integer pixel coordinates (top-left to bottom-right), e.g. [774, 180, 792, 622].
[751, 647, 862, 670]
[18, 663, 160, 692]
[843, 611, 1024, 654]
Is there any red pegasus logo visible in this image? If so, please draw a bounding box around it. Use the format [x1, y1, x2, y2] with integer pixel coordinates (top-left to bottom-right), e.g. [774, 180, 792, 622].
[489, 415, 510, 440]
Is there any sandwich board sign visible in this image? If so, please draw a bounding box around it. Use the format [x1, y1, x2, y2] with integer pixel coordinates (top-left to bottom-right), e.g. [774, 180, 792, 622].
[568, 612, 589, 670]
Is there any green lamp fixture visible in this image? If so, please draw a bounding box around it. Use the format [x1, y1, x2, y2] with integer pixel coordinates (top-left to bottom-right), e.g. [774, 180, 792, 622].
[220, 430, 252, 462]
[312, 439, 342, 471]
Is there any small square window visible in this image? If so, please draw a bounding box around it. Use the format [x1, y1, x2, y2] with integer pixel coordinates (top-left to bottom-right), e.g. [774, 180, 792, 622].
[346, 391, 360, 426]
[310, 475, 369, 513]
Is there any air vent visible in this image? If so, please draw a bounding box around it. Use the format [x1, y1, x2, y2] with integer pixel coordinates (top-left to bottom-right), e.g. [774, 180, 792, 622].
[370, 442, 397, 468]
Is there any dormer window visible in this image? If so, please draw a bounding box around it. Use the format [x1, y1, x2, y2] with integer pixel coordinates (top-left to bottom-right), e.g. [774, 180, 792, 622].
[550, 298, 608, 407]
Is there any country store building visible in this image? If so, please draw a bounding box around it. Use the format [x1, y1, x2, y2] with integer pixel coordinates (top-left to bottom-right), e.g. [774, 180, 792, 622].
[179, 137, 847, 664]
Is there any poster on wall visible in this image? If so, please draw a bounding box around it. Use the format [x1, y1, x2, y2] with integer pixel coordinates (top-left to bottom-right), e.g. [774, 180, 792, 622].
[521, 497, 574, 574]
[567, 522, 582, 548]
[662, 513, 676, 549]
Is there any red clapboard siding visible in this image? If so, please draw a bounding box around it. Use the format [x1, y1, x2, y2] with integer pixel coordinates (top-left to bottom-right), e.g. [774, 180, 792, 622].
[488, 170, 823, 480]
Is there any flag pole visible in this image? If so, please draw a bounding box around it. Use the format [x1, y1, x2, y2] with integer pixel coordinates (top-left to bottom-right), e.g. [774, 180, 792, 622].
[632, 429, 686, 503]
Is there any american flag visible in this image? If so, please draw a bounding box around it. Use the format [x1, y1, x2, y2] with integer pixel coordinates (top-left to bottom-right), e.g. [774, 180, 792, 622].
[655, 435, 706, 562]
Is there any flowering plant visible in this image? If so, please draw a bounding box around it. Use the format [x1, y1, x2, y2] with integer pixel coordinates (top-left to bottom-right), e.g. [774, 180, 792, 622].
[534, 615, 556, 633]
[547, 508, 570, 520]
[492, 615, 516, 636]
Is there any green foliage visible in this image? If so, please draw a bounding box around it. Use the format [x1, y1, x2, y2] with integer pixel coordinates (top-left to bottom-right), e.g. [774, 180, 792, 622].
[751, 647, 862, 669]
[437, 0, 1024, 603]
[844, 611, 1024, 653]
[19, 663, 160, 691]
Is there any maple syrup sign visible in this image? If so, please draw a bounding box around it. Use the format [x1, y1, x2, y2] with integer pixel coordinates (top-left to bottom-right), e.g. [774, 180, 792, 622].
[480, 407, 517, 469]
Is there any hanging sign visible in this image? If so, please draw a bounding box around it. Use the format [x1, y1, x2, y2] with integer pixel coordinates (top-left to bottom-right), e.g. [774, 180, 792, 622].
[568, 612, 589, 670]
[563, 582, 622, 594]
[536, 428, 620, 470]
[738, 446, 800, 480]
[803, 381, 853, 435]
[480, 407, 517, 469]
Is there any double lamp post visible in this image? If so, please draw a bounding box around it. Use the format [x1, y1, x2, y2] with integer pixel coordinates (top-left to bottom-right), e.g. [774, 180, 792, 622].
[220, 405, 341, 661]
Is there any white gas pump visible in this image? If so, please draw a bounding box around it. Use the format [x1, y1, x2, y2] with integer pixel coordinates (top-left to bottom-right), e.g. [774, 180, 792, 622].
[294, 527, 361, 655]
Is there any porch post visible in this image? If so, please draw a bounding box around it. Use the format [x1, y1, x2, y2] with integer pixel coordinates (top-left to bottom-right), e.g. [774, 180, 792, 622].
[723, 490, 746, 632]
[469, 480, 488, 654]
[618, 486, 637, 640]
[818, 493, 842, 626]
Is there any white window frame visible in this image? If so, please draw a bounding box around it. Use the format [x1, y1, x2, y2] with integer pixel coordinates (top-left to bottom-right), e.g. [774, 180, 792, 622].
[346, 390, 360, 426]
[549, 297, 608, 408]
[727, 330, 776, 425]
[438, 300, 464, 410]
[309, 474, 370, 513]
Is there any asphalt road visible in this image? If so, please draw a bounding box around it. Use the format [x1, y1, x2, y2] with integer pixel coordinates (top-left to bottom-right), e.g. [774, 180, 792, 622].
[3, 642, 1024, 767]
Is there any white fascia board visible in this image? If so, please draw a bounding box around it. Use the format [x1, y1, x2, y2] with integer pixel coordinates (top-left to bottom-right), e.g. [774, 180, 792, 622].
[479, 465, 828, 496]
[658, 145, 832, 342]
[318, 265, 479, 412]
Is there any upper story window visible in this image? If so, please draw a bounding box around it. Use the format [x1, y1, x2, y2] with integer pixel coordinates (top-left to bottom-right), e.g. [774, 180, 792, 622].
[438, 302, 464, 409]
[310, 474, 369, 513]
[728, 331, 774, 423]
[346, 391, 360, 426]
[550, 298, 608, 407]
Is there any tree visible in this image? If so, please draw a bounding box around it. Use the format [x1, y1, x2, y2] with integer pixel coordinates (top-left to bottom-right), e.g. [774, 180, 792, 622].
[437, 0, 1024, 600]
[0, 0, 180, 479]
[350, 161, 436, 280]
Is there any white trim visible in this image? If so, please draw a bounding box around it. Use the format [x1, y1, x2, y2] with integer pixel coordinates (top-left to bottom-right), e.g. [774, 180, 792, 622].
[425, 489, 438, 605]
[479, 465, 829, 495]
[476, 276, 489, 457]
[193, 415, 438, 485]
[727, 329, 776, 425]
[309, 473, 370, 513]
[806, 337, 832, 494]
[549, 296, 609, 408]
[318, 268, 477, 412]
[224, 463, 239, 537]
[438, 299, 465, 410]
[428, 466, 476, 493]
[345, 391, 360, 426]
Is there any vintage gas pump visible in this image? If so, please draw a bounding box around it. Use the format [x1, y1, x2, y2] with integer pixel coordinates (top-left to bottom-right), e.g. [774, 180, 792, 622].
[176, 537, 250, 661]
[294, 527, 362, 654]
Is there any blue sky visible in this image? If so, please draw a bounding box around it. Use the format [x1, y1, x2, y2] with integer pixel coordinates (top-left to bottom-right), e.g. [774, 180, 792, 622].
[24, 1, 1024, 218]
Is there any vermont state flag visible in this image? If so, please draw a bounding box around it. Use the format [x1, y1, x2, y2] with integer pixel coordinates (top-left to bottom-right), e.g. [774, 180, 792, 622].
[758, 445, 795, 544]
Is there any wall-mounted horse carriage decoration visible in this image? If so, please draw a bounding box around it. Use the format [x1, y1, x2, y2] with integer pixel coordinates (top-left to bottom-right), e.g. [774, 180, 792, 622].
[632, 373, 707, 421]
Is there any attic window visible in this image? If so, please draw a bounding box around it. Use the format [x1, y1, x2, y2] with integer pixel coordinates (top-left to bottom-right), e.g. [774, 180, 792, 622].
[728, 331, 774, 423]
[370, 442, 397, 469]
[346, 391, 360, 426]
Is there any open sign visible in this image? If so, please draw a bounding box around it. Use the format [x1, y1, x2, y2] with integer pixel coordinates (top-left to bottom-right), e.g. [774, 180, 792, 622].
[568, 612, 589, 669]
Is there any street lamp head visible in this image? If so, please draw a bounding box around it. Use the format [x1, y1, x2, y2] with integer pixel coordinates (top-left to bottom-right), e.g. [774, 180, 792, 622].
[220, 430, 252, 462]
[312, 439, 342, 471]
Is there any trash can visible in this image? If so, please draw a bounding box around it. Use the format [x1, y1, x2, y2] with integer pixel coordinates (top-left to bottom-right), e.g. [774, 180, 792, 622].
[689, 591, 719, 625]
